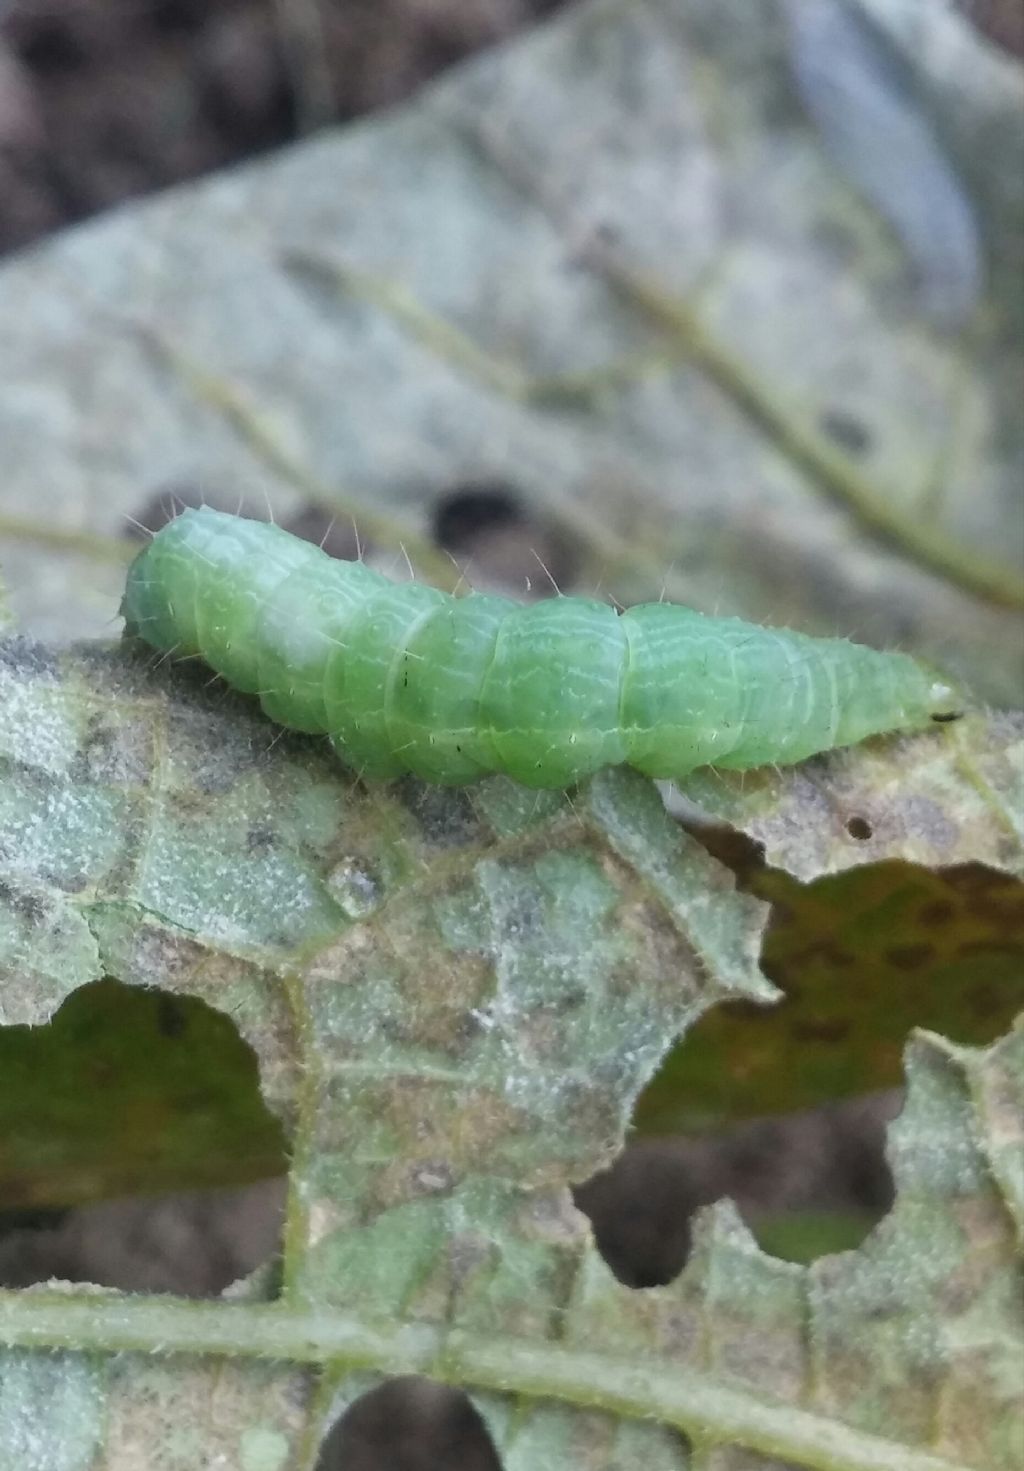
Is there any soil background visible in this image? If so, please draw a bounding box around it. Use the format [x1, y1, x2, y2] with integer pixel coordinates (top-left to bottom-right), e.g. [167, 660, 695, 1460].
[3, 0, 1018, 257]
[0, 0, 567, 254]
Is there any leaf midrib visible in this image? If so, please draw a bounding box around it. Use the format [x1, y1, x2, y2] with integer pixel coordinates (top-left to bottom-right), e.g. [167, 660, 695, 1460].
[0, 1287, 974, 1471]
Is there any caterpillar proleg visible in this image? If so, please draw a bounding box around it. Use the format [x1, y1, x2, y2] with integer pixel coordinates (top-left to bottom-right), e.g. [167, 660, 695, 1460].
[121, 508, 961, 788]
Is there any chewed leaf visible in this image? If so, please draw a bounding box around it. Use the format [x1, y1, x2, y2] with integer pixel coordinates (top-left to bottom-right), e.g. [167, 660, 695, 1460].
[0, 0, 1021, 1464]
[0, 616, 1021, 1466]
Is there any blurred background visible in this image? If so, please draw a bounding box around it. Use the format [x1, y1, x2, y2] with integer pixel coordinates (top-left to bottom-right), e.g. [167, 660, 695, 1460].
[1, 0, 1021, 258]
[0, 0, 574, 255]
[0, 3, 1022, 1467]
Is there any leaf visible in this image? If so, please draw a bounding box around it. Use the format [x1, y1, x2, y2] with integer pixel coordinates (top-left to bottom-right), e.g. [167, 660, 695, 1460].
[0, 634, 1022, 1468]
[0, 0, 1022, 1467]
[0, 637, 771, 1176]
[679, 713, 1024, 881]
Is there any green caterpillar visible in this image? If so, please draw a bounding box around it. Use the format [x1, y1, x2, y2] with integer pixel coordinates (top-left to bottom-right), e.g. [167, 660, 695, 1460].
[121, 508, 960, 788]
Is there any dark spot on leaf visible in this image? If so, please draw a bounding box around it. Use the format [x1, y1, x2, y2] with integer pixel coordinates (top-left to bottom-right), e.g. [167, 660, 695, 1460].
[846, 815, 873, 840]
[592, 221, 619, 244]
[821, 409, 872, 456]
[246, 825, 276, 853]
[884, 943, 934, 970]
[866, 1300, 901, 1322]
[399, 779, 481, 848]
[13, 891, 48, 925]
[82, 720, 114, 753]
[407, 1161, 455, 1197]
[42, 869, 87, 894]
[541, 986, 587, 1016]
[0, 885, 48, 925]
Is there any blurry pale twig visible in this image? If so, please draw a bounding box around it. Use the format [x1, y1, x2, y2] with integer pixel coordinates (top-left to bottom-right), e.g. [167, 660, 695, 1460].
[0, 512, 133, 564]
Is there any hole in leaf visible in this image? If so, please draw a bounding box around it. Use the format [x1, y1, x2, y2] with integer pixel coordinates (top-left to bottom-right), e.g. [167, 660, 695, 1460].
[820, 408, 872, 456]
[846, 815, 873, 840]
[431, 481, 577, 598]
[315, 1376, 503, 1471]
[662, 791, 767, 880]
[432, 482, 526, 549]
[0, 977, 288, 1295]
[283, 505, 363, 562]
[578, 861, 1024, 1283]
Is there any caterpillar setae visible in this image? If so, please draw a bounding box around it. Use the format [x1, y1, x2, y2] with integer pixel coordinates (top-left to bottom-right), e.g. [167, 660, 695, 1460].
[121, 508, 961, 789]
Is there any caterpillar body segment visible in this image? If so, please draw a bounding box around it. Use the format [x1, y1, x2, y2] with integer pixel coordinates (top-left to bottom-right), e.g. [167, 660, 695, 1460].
[121, 508, 961, 789]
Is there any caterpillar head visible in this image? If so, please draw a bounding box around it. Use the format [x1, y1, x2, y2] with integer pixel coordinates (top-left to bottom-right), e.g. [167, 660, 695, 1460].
[893, 660, 965, 733]
[926, 680, 964, 724]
